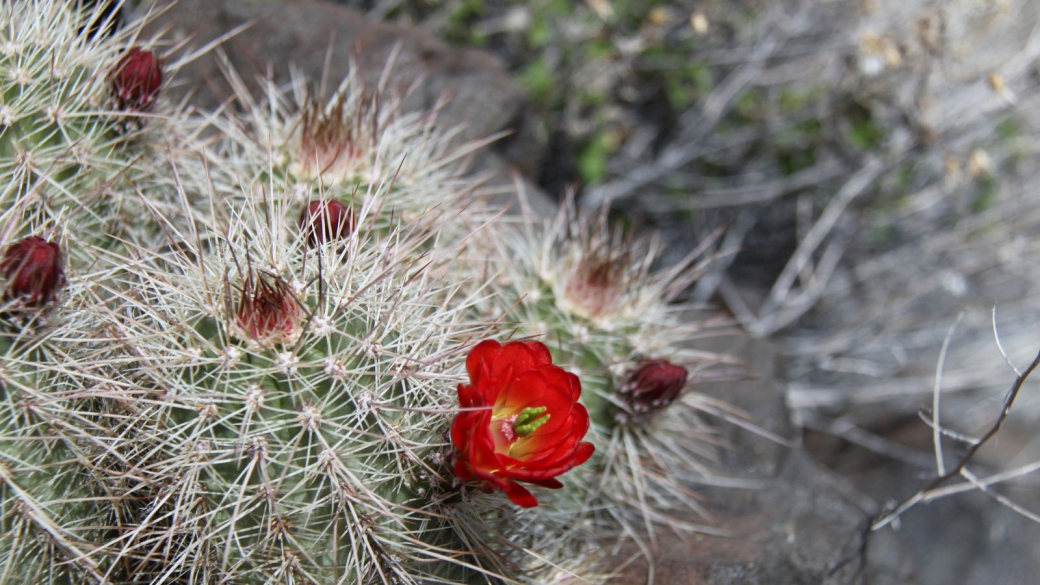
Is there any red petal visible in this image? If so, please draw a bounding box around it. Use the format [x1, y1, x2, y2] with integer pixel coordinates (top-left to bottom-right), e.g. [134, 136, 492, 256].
[571, 441, 595, 466]
[503, 464, 567, 483]
[491, 341, 551, 380]
[522, 341, 553, 365]
[466, 339, 502, 386]
[513, 429, 579, 463]
[449, 410, 473, 452]
[456, 382, 484, 408]
[450, 408, 494, 465]
[453, 458, 473, 480]
[570, 403, 591, 437]
[565, 371, 582, 401]
[508, 436, 594, 480]
[494, 369, 550, 414]
[500, 480, 539, 508]
[502, 449, 584, 481]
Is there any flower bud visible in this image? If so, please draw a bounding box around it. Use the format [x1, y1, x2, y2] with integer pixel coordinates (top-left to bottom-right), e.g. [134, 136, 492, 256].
[293, 98, 363, 182]
[235, 275, 300, 345]
[109, 47, 163, 111]
[299, 199, 354, 247]
[1, 236, 64, 308]
[560, 256, 623, 321]
[619, 359, 688, 420]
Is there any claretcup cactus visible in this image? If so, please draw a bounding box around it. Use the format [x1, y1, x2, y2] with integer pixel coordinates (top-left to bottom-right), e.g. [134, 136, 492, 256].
[0, 5, 602, 582]
[481, 191, 741, 541]
[0, 4, 192, 579]
[201, 62, 497, 239]
[0, 1, 746, 583]
[60, 190, 507, 582]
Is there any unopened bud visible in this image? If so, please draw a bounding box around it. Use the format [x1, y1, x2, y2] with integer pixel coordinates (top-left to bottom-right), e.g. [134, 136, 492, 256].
[294, 98, 362, 182]
[560, 257, 624, 321]
[1, 236, 64, 308]
[235, 276, 300, 345]
[299, 199, 354, 247]
[109, 47, 163, 111]
[619, 359, 688, 419]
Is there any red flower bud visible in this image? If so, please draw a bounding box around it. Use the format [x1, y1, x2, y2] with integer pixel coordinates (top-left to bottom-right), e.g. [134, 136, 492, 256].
[619, 359, 688, 420]
[109, 47, 163, 111]
[451, 340, 595, 508]
[299, 200, 354, 247]
[1, 237, 64, 308]
[235, 275, 300, 345]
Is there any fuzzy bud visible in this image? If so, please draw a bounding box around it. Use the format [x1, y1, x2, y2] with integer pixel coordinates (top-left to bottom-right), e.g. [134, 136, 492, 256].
[299, 199, 354, 247]
[558, 255, 625, 322]
[619, 359, 688, 419]
[235, 275, 300, 345]
[293, 98, 362, 182]
[1, 236, 64, 308]
[109, 47, 163, 111]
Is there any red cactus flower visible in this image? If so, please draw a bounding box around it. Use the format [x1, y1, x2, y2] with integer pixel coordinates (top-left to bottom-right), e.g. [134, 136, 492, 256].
[109, 47, 163, 111]
[235, 275, 300, 345]
[1, 236, 64, 308]
[451, 340, 595, 508]
[299, 199, 354, 247]
[619, 359, 688, 420]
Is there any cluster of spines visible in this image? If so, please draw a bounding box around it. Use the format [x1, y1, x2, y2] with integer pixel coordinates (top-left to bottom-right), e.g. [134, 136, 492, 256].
[68, 177, 510, 582]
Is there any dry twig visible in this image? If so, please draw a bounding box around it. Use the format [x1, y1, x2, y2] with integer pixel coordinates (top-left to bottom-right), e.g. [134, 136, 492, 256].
[871, 347, 1040, 531]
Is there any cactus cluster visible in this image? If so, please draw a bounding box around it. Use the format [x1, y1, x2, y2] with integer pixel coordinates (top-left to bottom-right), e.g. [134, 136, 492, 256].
[477, 194, 742, 542]
[0, 2, 739, 584]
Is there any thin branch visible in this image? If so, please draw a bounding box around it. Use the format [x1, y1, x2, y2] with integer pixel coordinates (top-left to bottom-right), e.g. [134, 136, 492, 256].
[992, 305, 1021, 376]
[755, 158, 884, 326]
[932, 314, 963, 476]
[872, 347, 1040, 531]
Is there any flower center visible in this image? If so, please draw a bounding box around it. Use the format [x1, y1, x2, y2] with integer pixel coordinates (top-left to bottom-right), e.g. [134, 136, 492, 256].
[492, 406, 551, 455]
[512, 406, 550, 437]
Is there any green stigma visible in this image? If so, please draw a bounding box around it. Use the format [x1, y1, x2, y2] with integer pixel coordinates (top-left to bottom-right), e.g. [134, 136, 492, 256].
[514, 406, 550, 437]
